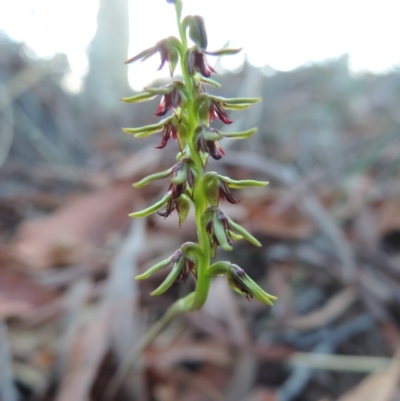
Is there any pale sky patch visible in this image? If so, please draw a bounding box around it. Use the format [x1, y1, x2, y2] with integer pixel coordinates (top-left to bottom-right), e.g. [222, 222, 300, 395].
[0, 0, 399, 92]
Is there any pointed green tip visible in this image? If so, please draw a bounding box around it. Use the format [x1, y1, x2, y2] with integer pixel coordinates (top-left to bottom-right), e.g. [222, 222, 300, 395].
[134, 273, 148, 280]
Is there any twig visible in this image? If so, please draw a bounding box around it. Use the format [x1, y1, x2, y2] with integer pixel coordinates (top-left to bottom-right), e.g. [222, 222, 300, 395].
[288, 353, 392, 373]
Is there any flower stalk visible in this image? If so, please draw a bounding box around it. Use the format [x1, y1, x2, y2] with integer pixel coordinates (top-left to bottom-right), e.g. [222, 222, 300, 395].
[124, 0, 276, 315]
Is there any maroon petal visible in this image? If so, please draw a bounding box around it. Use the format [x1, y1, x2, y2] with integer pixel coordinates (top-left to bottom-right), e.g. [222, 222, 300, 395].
[210, 102, 232, 124]
[219, 181, 239, 204]
[155, 123, 175, 149]
[158, 198, 176, 218]
[207, 140, 225, 160]
[194, 52, 215, 77]
[158, 44, 169, 70]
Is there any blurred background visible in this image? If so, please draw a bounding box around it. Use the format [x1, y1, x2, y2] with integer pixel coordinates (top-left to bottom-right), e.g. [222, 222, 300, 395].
[1, 0, 400, 400]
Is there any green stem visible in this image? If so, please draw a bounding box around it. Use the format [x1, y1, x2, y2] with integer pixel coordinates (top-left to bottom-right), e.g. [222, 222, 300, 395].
[174, 1, 211, 310]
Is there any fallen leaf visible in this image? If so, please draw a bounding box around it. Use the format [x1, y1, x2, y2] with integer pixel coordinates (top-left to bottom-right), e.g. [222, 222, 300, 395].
[248, 196, 314, 240]
[0, 247, 58, 318]
[12, 182, 133, 270]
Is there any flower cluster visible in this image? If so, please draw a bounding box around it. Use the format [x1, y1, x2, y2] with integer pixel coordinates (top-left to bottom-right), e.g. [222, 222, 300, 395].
[123, 0, 276, 310]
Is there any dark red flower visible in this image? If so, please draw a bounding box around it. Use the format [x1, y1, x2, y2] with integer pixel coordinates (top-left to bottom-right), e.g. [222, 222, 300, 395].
[206, 208, 233, 249]
[197, 135, 225, 160]
[195, 126, 225, 160]
[158, 166, 187, 218]
[158, 196, 178, 219]
[178, 256, 197, 282]
[229, 265, 252, 301]
[209, 100, 232, 124]
[217, 180, 239, 204]
[187, 48, 216, 77]
[155, 121, 178, 149]
[125, 37, 180, 76]
[155, 88, 182, 116]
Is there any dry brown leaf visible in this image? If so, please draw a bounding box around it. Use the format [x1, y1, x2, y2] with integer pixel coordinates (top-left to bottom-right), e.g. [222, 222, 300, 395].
[0, 248, 58, 318]
[248, 198, 314, 240]
[12, 182, 133, 270]
[336, 352, 400, 401]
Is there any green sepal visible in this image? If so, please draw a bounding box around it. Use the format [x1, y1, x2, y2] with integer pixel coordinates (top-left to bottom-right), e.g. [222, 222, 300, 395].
[165, 36, 182, 52]
[221, 128, 257, 140]
[227, 264, 277, 305]
[122, 116, 173, 137]
[123, 126, 162, 137]
[217, 175, 269, 189]
[201, 206, 215, 226]
[212, 213, 233, 252]
[201, 127, 222, 141]
[228, 231, 243, 241]
[200, 76, 221, 88]
[185, 16, 208, 49]
[204, 175, 219, 207]
[144, 85, 174, 95]
[125, 46, 156, 65]
[208, 95, 261, 105]
[133, 167, 173, 188]
[193, 73, 202, 87]
[129, 192, 172, 218]
[222, 103, 254, 111]
[167, 46, 179, 76]
[171, 164, 187, 185]
[121, 92, 156, 104]
[176, 194, 191, 226]
[150, 257, 183, 296]
[244, 275, 277, 305]
[135, 256, 172, 280]
[200, 152, 209, 166]
[194, 94, 210, 123]
[205, 48, 242, 56]
[228, 218, 261, 247]
[124, 36, 181, 65]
